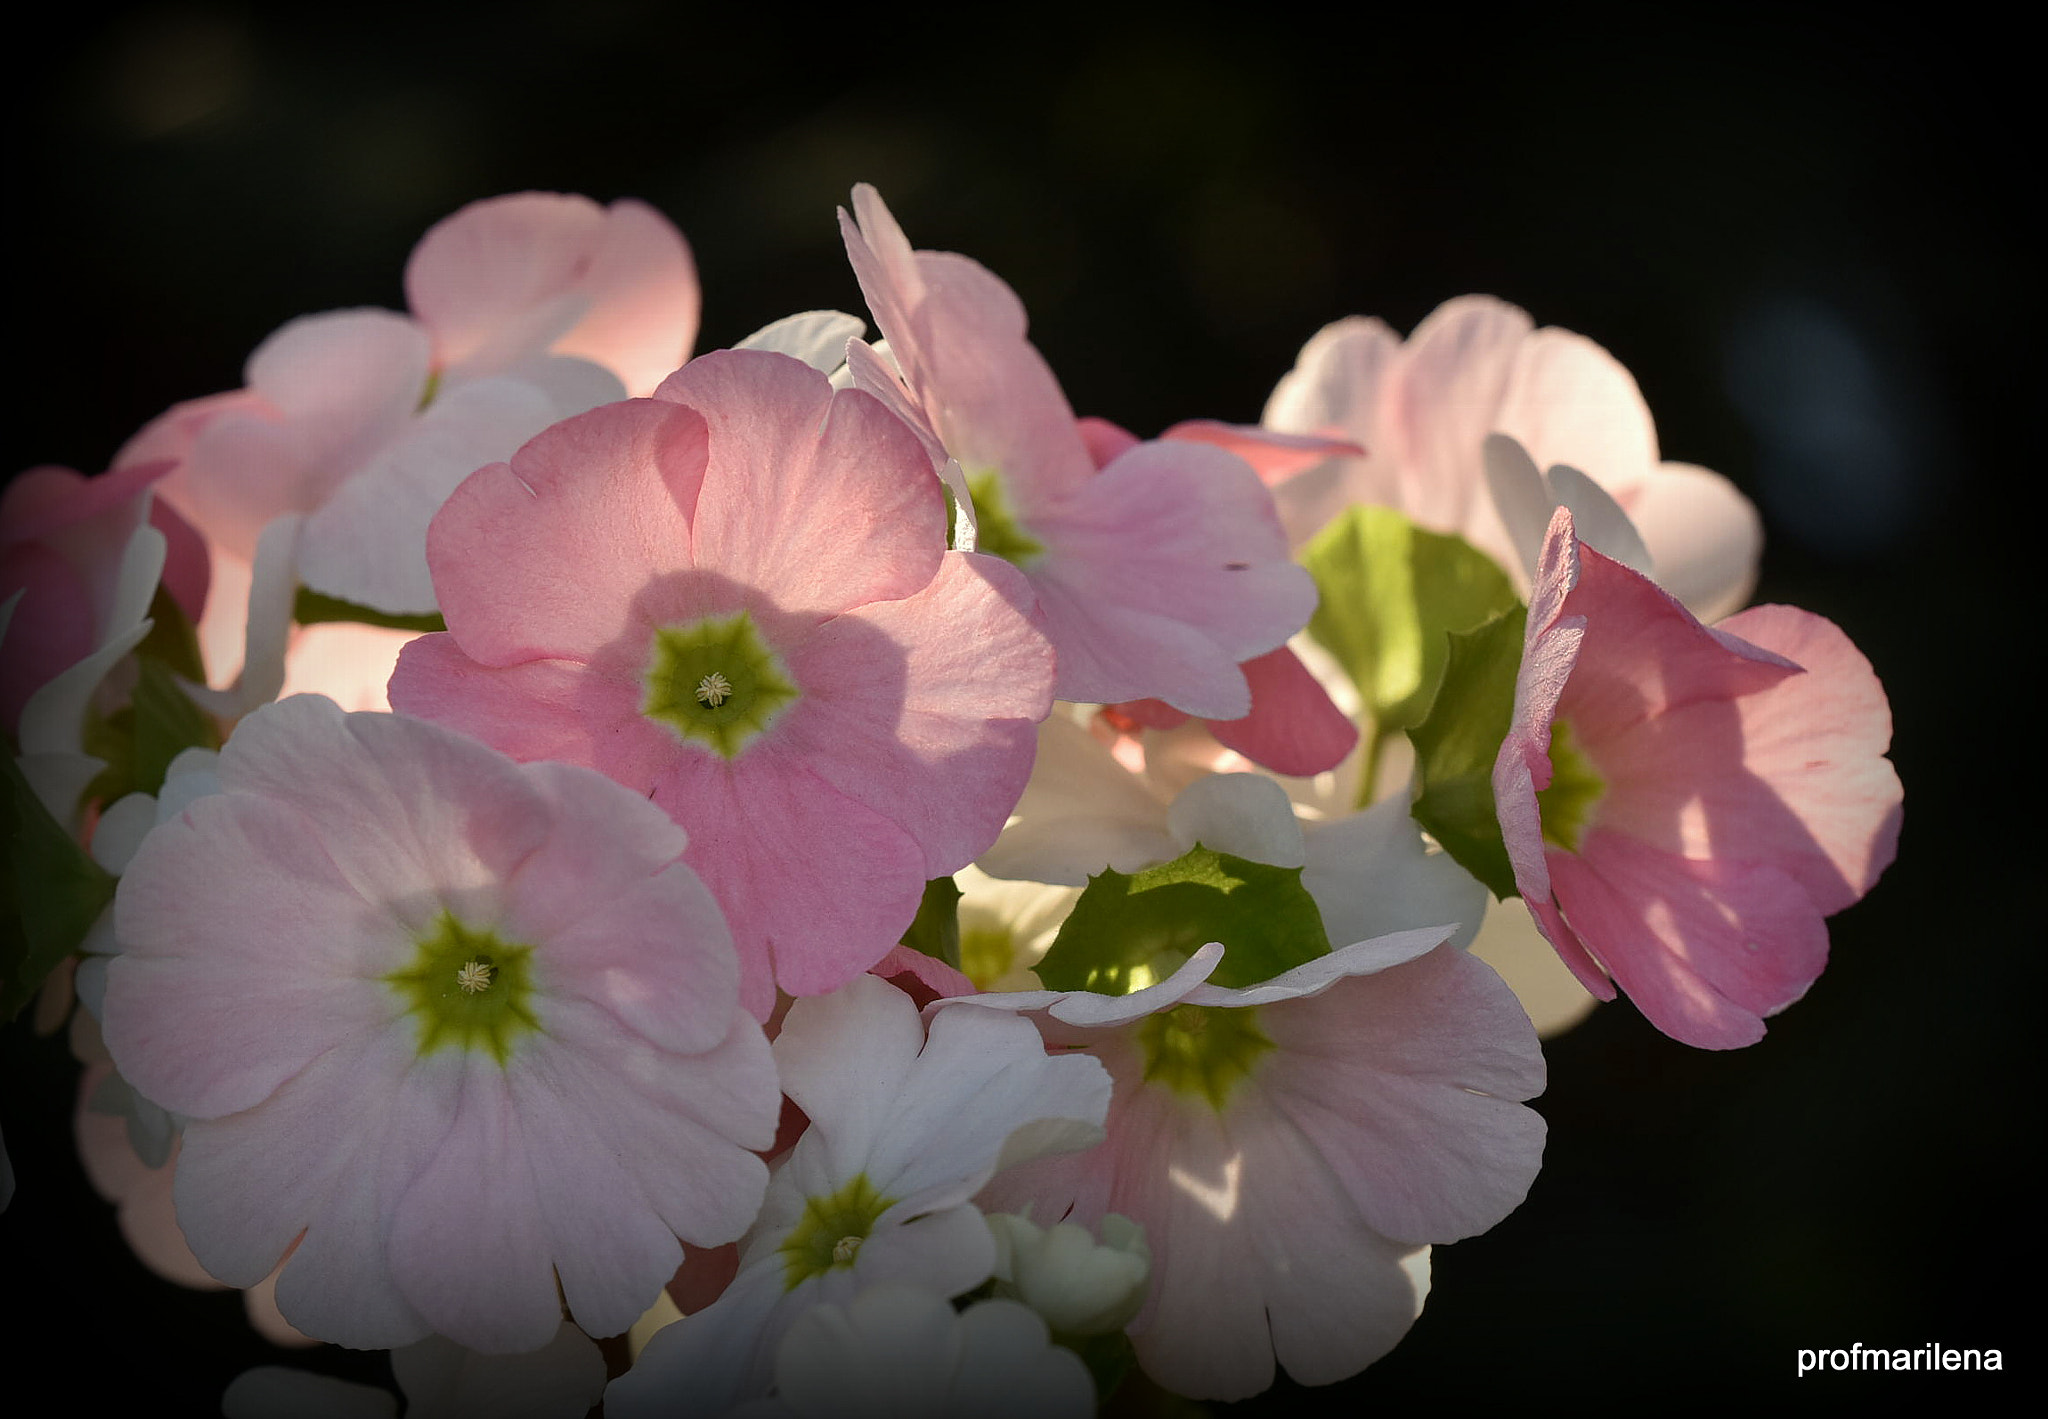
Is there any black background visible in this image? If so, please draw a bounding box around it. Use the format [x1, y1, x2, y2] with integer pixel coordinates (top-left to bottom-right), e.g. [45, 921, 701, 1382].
[3, 4, 2034, 1413]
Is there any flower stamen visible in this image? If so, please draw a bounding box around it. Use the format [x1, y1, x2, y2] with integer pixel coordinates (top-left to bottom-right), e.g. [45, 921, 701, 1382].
[456, 959, 494, 994]
[695, 672, 733, 707]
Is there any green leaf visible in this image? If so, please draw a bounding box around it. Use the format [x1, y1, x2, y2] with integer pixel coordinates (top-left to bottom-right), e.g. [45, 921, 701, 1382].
[84, 656, 220, 807]
[133, 584, 206, 683]
[130, 657, 219, 794]
[1036, 844, 1330, 995]
[899, 875, 963, 971]
[1301, 505, 1519, 734]
[1409, 604, 1527, 900]
[294, 587, 446, 634]
[1, 751, 115, 1021]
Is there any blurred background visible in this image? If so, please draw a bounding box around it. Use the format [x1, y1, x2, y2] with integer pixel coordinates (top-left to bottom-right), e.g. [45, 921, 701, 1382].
[3, 4, 2033, 1412]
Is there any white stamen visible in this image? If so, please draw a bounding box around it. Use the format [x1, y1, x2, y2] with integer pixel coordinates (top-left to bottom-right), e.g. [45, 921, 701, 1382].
[831, 1235, 862, 1264]
[456, 960, 494, 994]
[695, 672, 733, 707]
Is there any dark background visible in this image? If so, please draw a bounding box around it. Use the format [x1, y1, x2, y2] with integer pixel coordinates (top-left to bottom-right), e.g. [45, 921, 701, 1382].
[3, 4, 2033, 1412]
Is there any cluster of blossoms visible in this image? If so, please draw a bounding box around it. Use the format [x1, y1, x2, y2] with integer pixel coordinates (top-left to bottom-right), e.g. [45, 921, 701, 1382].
[1, 186, 1900, 1415]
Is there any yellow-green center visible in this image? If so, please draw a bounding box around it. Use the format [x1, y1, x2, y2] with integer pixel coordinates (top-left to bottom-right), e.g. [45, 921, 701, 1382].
[961, 923, 1020, 990]
[780, 1173, 896, 1290]
[383, 912, 542, 1066]
[965, 469, 1045, 566]
[1537, 716, 1606, 852]
[642, 610, 801, 758]
[1138, 1004, 1275, 1111]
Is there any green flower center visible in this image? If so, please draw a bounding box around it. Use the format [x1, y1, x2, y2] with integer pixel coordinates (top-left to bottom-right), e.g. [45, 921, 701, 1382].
[383, 912, 542, 1066]
[961, 924, 1019, 990]
[642, 610, 801, 758]
[1538, 716, 1606, 852]
[1137, 1003, 1275, 1111]
[965, 469, 1044, 566]
[780, 1173, 896, 1290]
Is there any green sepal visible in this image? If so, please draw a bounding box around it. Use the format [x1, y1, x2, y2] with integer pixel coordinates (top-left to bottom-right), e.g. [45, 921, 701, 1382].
[294, 586, 446, 634]
[134, 584, 206, 683]
[900, 875, 964, 971]
[1408, 604, 1527, 900]
[84, 655, 221, 807]
[0, 751, 116, 1022]
[1035, 844, 1331, 996]
[1302, 505, 1520, 735]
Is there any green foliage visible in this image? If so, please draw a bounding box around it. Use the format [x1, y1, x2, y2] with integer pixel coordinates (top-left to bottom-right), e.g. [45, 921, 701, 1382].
[84, 656, 221, 806]
[1301, 502, 1519, 737]
[0, 752, 114, 1021]
[1408, 605, 1527, 900]
[293, 586, 446, 633]
[901, 875, 964, 971]
[1035, 844, 1330, 995]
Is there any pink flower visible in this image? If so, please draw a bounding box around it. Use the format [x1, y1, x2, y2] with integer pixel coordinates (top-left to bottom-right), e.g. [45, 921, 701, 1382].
[839, 185, 1315, 719]
[1, 461, 205, 731]
[1073, 418, 1358, 777]
[118, 192, 698, 616]
[102, 695, 780, 1352]
[390, 349, 1055, 1019]
[966, 934, 1546, 1401]
[1264, 296, 1762, 621]
[1493, 508, 1902, 1048]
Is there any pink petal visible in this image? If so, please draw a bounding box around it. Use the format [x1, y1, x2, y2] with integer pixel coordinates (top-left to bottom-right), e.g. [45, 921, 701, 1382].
[1385, 296, 1533, 534]
[1204, 644, 1359, 777]
[106, 790, 410, 1119]
[1030, 440, 1315, 714]
[1161, 419, 1363, 486]
[1690, 603, 1900, 912]
[407, 193, 699, 397]
[778, 551, 1052, 875]
[298, 375, 561, 614]
[1622, 462, 1764, 623]
[174, 1030, 443, 1347]
[657, 350, 946, 621]
[425, 398, 710, 665]
[1256, 945, 1547, 1243]
[1493, 325, 1660, 490]
[663, 747, 928, 1018]
[1547, 831, 1829, 1048]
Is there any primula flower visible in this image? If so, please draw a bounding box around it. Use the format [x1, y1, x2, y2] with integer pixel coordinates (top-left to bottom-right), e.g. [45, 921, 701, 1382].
[1493, 508, 1902, 1048]
[1, 461, 204, 732]
[967, 933, 1547, 1401]
[390, 349, 1054, 1017]
[839, 184, 1315, 719]
[608, 973, 1111, 1418]
[101, 695, 780, 1352]
[986, 1211, 1150, 1338]
[1264, 295, 1762, 621]
[118, 191, 698, 617]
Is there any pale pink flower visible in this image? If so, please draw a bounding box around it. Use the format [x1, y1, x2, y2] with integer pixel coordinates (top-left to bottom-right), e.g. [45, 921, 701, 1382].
[4, 463, 209, 825]
[1493, 508, 1902, 1048]
[1265, 296, 1763, 621]
[390, 349, 1055, 1019]
[966, 934, 1546, 1401]
[839, 185, 1315, 719]
[1073, 417, 1357, 776]
[609, 974, 1110, 1418]
[102, 695, 780, 1352]
[118, 193, 698, 617]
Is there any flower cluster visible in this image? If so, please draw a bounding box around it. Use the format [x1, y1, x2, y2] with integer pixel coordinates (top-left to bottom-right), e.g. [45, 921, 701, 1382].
[1, 184, 1899, 1414]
